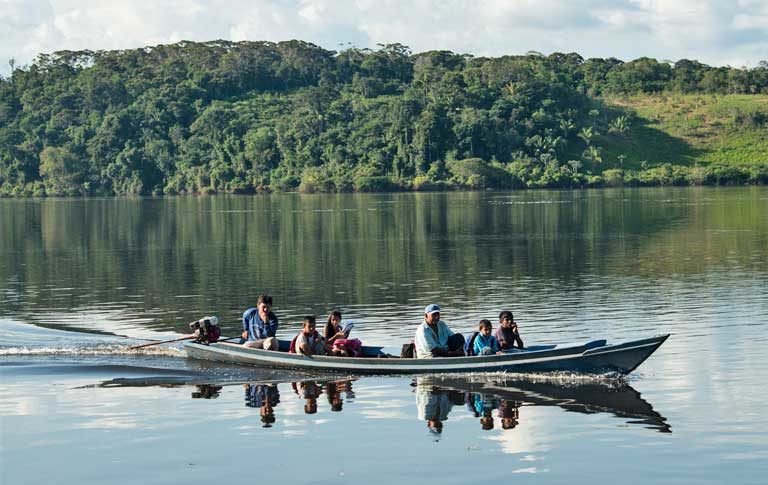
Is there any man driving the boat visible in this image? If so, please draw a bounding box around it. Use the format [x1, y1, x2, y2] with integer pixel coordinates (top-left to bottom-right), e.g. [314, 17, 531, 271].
[414, 304, 465, 358]
[241, 294, 279, 351]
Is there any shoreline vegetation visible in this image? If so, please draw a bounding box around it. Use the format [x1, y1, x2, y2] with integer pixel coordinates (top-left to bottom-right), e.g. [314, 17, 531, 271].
[1, 40, 766, 197]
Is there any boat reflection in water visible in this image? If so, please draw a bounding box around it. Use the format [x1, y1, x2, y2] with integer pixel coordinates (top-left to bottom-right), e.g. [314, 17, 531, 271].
[413, 375, 671, 436]
[96, 372, 668, 435]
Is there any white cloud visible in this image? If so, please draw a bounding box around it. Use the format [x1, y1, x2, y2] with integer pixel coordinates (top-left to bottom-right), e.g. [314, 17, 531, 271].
[1, 0, 766, 77]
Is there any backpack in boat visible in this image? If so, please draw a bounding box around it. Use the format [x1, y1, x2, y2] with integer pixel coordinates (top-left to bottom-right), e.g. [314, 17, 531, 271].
[400, 342, 416, 358]
[190, 316, 221, 345]
[463, 331, 480, 356]
[289, 334, 299, 354]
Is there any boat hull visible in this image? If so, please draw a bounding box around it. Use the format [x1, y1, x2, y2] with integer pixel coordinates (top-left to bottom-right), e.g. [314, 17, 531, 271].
[184, 334, 669, 376]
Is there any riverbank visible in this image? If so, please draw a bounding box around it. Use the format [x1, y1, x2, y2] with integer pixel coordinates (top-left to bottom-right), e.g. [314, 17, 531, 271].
[2, 159, 766, 197]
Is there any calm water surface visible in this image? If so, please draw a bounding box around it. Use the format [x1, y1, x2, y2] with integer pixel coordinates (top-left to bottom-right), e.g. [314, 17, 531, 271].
[1, 187, 767, 484]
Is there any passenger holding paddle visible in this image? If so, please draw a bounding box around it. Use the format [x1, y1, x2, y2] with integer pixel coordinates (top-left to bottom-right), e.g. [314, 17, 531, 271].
[495, 311, 524, 350]
[241, 294, 279, 351]
[414, 304, 465, 358]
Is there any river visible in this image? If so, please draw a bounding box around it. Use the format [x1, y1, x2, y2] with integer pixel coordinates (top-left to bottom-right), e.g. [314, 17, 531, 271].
[1, 187, 766, 484]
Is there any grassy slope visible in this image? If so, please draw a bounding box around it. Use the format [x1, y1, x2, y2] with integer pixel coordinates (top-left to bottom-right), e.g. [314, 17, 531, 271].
[595, 94, 768, 170]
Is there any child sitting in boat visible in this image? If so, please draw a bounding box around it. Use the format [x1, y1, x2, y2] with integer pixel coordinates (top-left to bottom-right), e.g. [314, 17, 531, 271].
[324, 310, 348, 354]
[495, 311, 524, 350]
[323, 310, 361, 357]
[294, 315, 326, 356]
[473, 320, 502, 355]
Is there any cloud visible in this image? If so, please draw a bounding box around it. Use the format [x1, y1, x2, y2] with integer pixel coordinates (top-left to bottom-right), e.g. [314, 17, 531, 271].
[1, 0, 766, 77]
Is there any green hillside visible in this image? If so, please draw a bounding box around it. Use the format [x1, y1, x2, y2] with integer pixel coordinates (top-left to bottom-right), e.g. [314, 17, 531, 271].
[1, 41, 766, 196]
[599, 94, 768, 168]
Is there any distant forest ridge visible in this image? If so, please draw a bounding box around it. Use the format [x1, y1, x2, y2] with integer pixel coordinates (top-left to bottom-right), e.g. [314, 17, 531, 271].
[1, 39, 766, 196]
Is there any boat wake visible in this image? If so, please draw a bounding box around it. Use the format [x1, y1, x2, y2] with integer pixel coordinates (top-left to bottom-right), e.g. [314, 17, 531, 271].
[0, 318, 190, 358]
[443, 370, 628, 384]
[0, 344, 185, 357]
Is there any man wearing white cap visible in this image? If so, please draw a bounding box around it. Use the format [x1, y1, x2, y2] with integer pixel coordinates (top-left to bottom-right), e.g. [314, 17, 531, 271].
[414, 304, 465, 358]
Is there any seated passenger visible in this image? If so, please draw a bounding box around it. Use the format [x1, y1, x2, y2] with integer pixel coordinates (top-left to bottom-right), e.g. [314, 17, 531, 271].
[414, 304, 465, 358]
[295, 315, 326, 356]
[324, 310, 355, 356]
[473, 319, 502, 355]
[241, 294, 279, 351]
[495, 311, 524, 350]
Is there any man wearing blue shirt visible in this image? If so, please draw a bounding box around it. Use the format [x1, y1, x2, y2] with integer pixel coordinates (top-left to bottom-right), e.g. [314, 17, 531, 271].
[241, 294, 279, 350]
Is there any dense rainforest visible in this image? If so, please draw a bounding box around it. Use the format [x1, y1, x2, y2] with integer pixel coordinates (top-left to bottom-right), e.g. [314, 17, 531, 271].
[1, 40, 767, 196]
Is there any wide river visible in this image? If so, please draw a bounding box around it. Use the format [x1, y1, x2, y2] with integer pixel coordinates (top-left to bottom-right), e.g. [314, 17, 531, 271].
[1, 187, 766, 484]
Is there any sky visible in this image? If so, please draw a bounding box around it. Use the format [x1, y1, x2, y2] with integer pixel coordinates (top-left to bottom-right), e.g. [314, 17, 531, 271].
[2, 0, 767, 77]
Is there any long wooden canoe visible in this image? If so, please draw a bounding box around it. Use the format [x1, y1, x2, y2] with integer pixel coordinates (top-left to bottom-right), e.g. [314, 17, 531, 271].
[184, 334, 669, 376]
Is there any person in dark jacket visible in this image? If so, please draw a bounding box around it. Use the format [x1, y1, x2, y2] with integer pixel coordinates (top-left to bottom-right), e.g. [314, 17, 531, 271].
[494, 311, 524, 350]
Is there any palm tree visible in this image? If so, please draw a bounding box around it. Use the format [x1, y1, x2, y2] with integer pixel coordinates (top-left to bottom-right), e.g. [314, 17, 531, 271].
[558, 118, 575, 138]
[608, 115, 630, 134]
[578, 126, 595, 146]
[583, 145, 603, 164]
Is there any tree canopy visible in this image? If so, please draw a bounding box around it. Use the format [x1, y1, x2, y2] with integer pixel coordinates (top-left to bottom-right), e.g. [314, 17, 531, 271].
[1, 40, 767, 196]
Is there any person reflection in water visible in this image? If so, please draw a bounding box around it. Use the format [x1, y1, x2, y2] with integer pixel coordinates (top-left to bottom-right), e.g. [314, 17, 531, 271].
[498, 399, 521, 430]
[191, 385, 222, 399]
[245, 383, 281, 428]
[293, 380, 322, 414]
[325, 380, 353, 412]
[415, 378, 461, 438]
[465, 391, 500, 430]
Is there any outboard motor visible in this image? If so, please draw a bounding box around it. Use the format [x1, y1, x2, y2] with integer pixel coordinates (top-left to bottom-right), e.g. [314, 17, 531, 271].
[189, 316, 221, 344]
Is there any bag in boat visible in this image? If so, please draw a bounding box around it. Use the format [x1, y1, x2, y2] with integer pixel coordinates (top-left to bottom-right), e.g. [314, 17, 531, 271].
[332, 338, 362, 357]
[400, 342, 416, 358]
[190, 316, 221, 344]
[463, 331, 480, 356]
